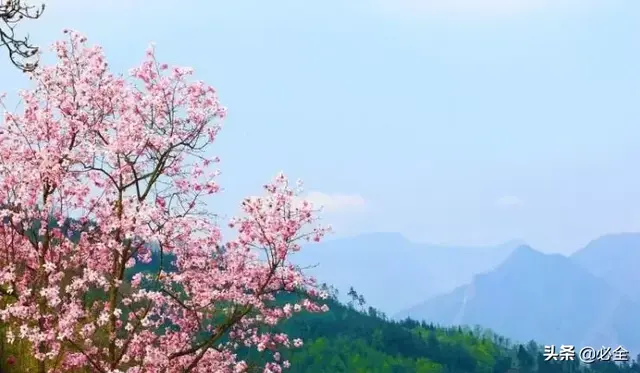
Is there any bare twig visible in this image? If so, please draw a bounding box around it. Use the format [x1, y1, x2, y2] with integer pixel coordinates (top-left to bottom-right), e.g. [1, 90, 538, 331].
[0, 0, 44, 71]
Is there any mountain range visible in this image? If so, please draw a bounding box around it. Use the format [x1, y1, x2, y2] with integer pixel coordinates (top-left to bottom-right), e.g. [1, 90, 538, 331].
[292, 232, 522, 314]
[295, 231, 640, 353]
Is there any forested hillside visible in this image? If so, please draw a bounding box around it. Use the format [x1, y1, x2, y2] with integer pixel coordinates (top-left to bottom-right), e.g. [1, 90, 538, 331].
[238, 290, 640, 373]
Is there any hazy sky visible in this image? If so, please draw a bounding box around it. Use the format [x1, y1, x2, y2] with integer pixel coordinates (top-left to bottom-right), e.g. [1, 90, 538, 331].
[2, 0, 640, 254]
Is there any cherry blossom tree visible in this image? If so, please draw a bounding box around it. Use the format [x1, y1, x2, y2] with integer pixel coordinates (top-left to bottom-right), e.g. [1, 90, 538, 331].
[0, 30, 330, 373]
[0, 0, 44, 71]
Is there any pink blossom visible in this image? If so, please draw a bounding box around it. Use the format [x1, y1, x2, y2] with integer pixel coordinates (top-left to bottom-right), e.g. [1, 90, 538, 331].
[0, 31, 330, 373]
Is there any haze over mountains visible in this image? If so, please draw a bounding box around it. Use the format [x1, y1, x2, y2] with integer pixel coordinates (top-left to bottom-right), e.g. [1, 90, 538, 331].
[571, 233, 640, 302]
[296, 232, 640, 353]
[293, 232, 522, 314]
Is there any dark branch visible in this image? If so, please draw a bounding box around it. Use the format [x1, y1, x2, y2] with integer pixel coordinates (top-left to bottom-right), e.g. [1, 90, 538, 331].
[0, 0, 44, 72]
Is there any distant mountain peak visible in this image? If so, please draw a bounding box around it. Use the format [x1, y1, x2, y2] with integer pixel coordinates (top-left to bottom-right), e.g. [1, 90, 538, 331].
[572, 232, 640, 261]
[570, 232, 640, 302]
[509, 244, 543, 258]
[494, 244, 563, 274]
[594, 232, 640, 240]
[580, 232, 640, 251]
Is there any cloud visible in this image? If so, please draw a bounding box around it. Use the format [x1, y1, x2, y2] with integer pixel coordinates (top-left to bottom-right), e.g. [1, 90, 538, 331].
[366, 0, 601, 19]
[303, 191, 366, 213]
[496, 195, 523, 207]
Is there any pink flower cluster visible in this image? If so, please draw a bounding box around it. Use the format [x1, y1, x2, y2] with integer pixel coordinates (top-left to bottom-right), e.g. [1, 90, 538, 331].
[0, 31, 330, 373]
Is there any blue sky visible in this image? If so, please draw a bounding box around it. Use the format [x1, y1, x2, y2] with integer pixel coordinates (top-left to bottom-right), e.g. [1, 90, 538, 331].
[2, 0, 640, 254]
